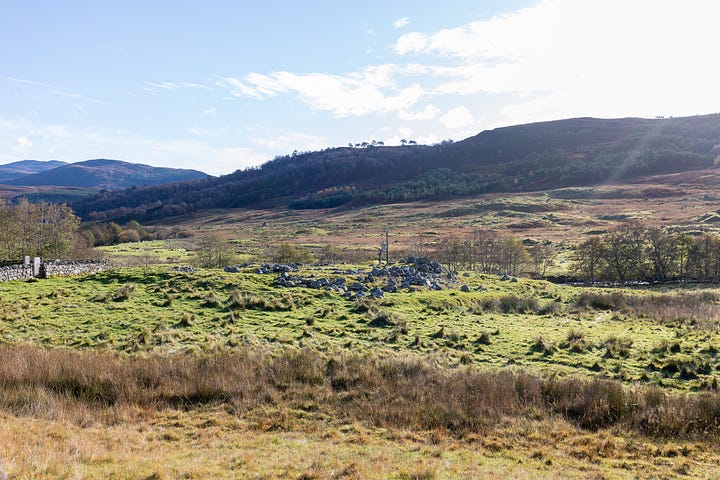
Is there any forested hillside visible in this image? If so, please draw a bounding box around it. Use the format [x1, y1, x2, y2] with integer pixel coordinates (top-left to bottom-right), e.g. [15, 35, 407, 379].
[72, 114, 720, 221]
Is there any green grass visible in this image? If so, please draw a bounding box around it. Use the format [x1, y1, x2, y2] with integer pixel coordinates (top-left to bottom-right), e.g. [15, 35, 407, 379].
[96, 239, 194, 265]
[2, 264, 720, 391]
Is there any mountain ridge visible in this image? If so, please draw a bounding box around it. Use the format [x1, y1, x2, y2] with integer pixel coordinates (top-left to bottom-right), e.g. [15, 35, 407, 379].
[0, 160, 68, 182]
[71, 113, 720, 221]
[3, 158, 209, 190]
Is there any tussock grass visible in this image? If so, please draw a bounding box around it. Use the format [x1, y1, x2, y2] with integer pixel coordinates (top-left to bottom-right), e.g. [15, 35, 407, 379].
[601, 336, 633, 358]
[227, 289, 295, 311]
[3, 344, 720, 439]
[561, 329, 588, 353]
[531, 336, 556, 356]
[470, 295, 559, 315]
[577, 290, 720, 328]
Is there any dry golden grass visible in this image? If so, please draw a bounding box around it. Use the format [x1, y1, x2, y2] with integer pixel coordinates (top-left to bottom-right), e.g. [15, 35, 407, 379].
[3, 407, 720, 479]
[4, 343, 720, 439]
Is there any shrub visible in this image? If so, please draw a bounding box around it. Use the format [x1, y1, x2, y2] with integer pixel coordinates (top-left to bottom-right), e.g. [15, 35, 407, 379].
[271, 243, 315, 264]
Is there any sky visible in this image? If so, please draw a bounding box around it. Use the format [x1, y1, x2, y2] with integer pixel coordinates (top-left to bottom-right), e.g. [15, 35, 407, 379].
[1, 0, 719, 176]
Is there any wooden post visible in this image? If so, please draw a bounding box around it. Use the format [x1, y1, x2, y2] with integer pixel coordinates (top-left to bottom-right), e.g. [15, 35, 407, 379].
[385, 230, 389, 264]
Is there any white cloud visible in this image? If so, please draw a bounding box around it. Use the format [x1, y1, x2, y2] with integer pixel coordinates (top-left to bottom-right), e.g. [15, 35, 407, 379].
[398, 126, 412, 138]
[394, 32, 428, 55]
[398, 105, 440, 121]
[439, 107, 474, 129]
[144, 81, 212, 91]
[392, 0, 720, 124]
[222, 66, 426, 117]
[14, 136, 32, 154]
[393, 17, 410, 29]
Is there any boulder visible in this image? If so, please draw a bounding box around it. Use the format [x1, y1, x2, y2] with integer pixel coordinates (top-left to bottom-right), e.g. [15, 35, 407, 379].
[370, 286, 385, 299]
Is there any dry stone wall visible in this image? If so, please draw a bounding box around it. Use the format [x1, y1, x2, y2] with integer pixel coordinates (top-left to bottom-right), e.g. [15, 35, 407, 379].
[0, 264, 34, 282]
[0, 258, 110, 282]
[40, 260, 110, 278]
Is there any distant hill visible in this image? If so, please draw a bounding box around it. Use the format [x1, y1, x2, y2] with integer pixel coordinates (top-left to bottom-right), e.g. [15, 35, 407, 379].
[5, 159, 209, 190]
[72, 114, 720, 221]
[0, 160, 68, 182]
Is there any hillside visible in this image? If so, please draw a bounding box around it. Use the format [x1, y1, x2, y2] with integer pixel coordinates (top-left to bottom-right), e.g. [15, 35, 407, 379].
[5, 158, 209, 190]
[72, 114, 720, 221]
[0, 159, 67, 182]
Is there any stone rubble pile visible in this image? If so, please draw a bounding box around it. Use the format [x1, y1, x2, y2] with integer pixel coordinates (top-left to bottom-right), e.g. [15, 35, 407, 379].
[254, 263, 299, 274]
[274, 273, 347, 292]
[171, 265, 195, 274]
[271, 257, 460, 299]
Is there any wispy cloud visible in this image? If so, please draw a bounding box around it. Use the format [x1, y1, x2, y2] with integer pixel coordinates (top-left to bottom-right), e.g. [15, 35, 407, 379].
[144, 81, 213, 92]
[0, 76, 109, 105]
[393, 17, 410, 29]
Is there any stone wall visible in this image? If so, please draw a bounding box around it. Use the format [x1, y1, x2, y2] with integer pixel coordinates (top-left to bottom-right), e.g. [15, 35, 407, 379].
[0, 264, 34, 282]
[0, 259, 111, 282]
[40, 259, 111, 278]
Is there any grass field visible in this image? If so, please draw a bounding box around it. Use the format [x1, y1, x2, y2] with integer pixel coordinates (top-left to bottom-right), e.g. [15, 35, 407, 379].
[2, 263, 720, 478]
[2, 265, 720, 391]
[5, 167, 720, 478]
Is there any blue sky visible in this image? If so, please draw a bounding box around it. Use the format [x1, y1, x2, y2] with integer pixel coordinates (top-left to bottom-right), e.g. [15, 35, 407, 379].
[1, 0, 719, 175]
